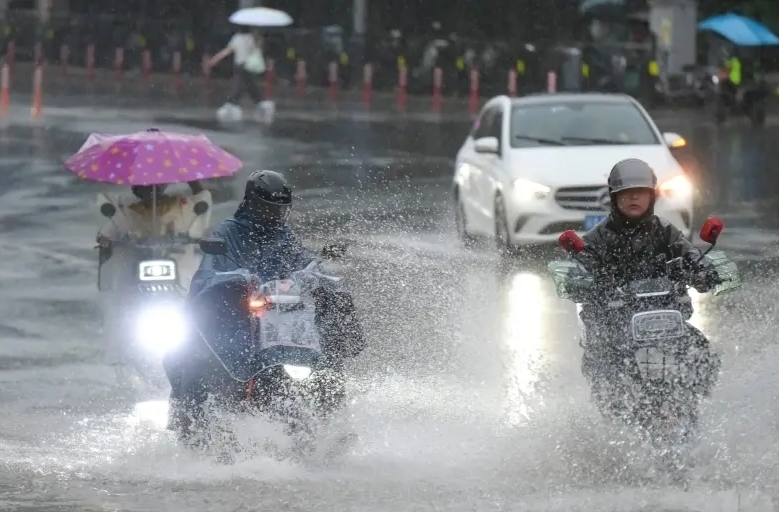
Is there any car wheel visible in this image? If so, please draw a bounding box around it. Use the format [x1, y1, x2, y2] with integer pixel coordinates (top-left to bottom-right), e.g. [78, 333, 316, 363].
[494, 195, 513, 255]
[454, 195, 477, 248]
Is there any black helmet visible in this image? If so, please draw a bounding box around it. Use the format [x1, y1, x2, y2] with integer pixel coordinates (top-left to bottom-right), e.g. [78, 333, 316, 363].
[132, 184, 167, 202]
[608, 158, 657, 195]
[241, 170, 292, 228]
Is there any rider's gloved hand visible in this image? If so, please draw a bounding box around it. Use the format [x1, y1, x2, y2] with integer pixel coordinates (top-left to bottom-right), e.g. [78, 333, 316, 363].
[693, 269, 720, 292]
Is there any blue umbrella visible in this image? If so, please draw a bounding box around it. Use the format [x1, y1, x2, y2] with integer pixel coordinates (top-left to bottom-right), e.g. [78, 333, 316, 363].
[698, 13, 779, 46]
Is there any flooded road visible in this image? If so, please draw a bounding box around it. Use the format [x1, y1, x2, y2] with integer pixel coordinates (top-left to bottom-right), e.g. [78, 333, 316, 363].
[0, 105, 778, 511]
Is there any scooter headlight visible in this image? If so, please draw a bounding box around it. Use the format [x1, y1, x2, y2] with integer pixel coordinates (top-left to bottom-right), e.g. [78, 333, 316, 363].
[283, 365, 312, 380]
[139, 260, 176, 281]
[135, 304, 187, 354]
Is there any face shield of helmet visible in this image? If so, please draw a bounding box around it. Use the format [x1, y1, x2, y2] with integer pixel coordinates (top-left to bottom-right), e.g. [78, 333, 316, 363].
[255, 199, 291, 226]
[242, 170, 293, 227]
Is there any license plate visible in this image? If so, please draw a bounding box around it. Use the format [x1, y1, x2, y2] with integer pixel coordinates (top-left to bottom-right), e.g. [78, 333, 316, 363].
[583, 215, 606, 231]
[634, 346, 679, 381]
[631, 310, 685, 340]
[260, 311, 321, 350]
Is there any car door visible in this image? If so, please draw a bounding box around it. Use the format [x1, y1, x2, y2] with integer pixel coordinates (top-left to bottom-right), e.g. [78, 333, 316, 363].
[476, 106, 506, 226]
[459, 106, 496, 234]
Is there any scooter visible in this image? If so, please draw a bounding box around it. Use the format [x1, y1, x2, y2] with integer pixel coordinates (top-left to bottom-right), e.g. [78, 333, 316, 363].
[706, 71, 768, 127]
[170, 238, 356, 462]
[96, 198, 210, 392]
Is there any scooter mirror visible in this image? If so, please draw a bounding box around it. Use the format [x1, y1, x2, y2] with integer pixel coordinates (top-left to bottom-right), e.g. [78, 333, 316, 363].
[100, 203, 117, 218]
[558, 230, 585, 254]
[193, 201, 209, 216]
[699, 216, 724, 245]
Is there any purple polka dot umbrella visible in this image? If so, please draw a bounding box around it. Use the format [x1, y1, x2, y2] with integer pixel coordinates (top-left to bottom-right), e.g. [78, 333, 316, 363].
[64, 128, 243, 185]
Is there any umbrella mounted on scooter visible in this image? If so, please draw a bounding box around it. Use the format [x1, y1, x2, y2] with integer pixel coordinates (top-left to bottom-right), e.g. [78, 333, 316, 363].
[65, 128, 243, 234]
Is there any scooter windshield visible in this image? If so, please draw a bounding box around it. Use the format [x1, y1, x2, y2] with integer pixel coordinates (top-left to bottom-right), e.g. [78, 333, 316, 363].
[627, 277, 673, 295]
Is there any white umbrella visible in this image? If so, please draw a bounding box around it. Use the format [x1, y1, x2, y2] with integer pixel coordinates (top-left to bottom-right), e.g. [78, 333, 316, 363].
[229, 7, 293, 27]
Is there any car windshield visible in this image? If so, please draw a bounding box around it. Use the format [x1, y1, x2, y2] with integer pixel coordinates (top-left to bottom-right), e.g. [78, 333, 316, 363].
[510, 101, 661, 148]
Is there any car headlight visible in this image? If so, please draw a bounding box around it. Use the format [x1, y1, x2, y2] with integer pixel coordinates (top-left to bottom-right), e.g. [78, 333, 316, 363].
[658, 174, 692, 198]
[135, 304, 187, 354]
[139, 260, 176, 281]
[512, 178, 550, 201]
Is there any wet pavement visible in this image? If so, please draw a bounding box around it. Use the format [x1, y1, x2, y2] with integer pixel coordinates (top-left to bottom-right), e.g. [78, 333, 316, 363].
[1, 97, 779, 511]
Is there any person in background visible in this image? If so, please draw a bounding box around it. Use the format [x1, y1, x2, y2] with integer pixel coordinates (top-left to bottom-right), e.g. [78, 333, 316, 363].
[208, 25, 275, 124]
[720, 46, 741, 105]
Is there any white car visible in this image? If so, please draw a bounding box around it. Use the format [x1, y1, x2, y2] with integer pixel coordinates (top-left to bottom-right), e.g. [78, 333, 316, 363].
[453, 93, 694, 251]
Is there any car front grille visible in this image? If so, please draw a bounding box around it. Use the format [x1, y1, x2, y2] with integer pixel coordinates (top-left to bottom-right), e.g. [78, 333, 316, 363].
[555, 186, 611, 211]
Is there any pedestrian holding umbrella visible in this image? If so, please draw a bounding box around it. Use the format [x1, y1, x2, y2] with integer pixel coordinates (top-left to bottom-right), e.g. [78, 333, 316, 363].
[209, 7, 294, 123]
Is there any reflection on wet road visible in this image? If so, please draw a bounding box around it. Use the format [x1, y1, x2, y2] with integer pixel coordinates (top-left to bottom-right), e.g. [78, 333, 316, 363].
[668, 120, 779, 226]
[0, 109, 778, 510]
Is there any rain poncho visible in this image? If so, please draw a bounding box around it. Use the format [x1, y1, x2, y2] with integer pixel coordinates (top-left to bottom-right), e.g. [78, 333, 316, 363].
[579, 214, 706, 290]
[189, 215, 314, 299]
[577, 213, 721, 398]
[188, 212, 365, 360]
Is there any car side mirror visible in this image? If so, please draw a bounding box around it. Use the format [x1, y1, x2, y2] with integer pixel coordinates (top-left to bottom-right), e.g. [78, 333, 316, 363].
[193, 201, 209, 216]
[474, 136, 499, 154]
[663, 132, 686, 148]
[100, 203, 116, 218]
[199, 237, 228, 255]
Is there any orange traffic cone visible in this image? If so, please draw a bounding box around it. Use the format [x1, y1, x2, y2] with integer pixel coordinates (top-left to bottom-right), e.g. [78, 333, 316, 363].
[31, 65, 42, 118]
[1, 63, 9, 116]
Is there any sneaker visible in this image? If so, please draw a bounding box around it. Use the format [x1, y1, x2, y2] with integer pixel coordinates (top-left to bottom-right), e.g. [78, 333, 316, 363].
[231, 104, 244, 121]
[217, 103, 242, 122]
[255, 100, 275, 125]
